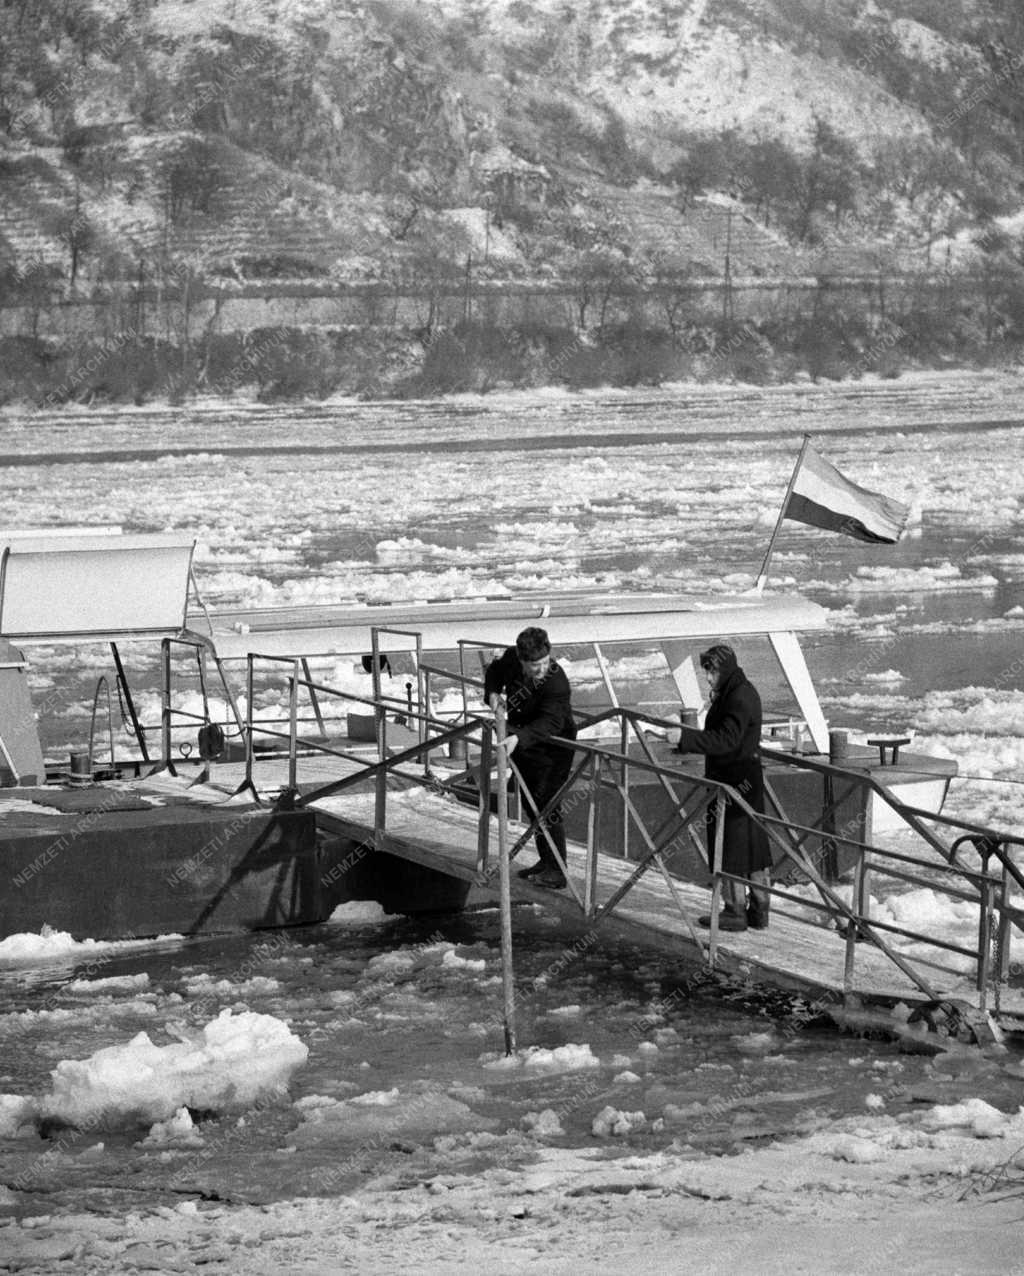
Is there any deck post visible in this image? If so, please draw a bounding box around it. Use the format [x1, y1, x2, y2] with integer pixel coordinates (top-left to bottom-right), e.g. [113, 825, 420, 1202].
[585, 754, 601, 917]
[371, 632, 386, 835]
[977, 850, 994, 1007]
[196, 647, 210, 784]
[476, 722, 493, 876]
[422, 667, 432, 779]
[845, 845, 869, 995]
[414, 632, 425, 753]
[997, 859, 1012, 986]
[708, 797, 724, 967]
[821, 771, 840, 882]
[244, 655, 256, 795]
[619, 711, 630, 863]
[287, 659, 299, 794]
[493, 697, 517, 1055]
[160, 637, 175, 775]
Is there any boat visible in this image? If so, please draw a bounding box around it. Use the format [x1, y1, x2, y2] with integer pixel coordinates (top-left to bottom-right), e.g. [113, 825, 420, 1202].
[0, 527, 957, 942]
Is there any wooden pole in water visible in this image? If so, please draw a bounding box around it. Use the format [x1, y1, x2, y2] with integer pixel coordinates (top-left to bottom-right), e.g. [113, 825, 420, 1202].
[491, 694, 517, 1055]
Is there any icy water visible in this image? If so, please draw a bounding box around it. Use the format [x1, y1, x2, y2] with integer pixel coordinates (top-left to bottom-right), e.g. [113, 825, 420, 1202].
[4, 909, 1024, 1216]
[12, 373, 1024, 820]
[2, 372, 1024, 1223]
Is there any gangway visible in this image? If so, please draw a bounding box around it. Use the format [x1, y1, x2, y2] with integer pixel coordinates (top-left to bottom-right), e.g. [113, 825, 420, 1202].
[221, 632, 1024, 1047]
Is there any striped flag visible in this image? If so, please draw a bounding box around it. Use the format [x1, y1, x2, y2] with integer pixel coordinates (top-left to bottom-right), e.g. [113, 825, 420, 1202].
[785, 444, 909, 544]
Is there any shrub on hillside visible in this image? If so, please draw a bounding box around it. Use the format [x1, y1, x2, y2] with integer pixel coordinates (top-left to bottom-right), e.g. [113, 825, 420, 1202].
[396, 322, 533, 396]
[248, 329, 343, 400]
[0, 336, 54, 405]
[600, 327, 689, 386]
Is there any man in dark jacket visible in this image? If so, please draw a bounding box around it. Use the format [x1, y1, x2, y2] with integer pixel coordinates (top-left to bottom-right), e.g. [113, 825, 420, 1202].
[484, 626, 577, 890]
[675, 643, 772, 932]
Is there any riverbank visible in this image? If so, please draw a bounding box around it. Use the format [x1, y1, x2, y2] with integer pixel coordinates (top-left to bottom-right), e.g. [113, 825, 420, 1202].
[4, 1102, 1024, 1274]
[2, 302, 1019, 408]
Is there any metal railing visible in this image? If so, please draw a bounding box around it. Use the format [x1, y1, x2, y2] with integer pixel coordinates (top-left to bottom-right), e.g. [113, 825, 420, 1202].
[758, 743, 1024, 1013]
[565, 711, 1024, 1010]
[156, 635, 246, 778]
[222, 645, 1024, 1019]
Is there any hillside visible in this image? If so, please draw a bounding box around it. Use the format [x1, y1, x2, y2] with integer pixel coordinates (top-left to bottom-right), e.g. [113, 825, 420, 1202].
[2, 0, 1024, 401]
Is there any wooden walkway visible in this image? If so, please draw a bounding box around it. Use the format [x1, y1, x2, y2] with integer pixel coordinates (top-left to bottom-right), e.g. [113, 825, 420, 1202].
[304, 782, 1024, 1025]
[96, 755, 1024, 1029]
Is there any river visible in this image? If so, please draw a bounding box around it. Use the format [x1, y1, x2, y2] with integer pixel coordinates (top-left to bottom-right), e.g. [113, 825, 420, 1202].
[1, 371, 1024, 1268]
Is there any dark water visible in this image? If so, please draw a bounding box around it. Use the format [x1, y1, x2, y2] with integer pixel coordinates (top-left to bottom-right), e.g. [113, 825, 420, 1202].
[4, 907, 1021, 1215]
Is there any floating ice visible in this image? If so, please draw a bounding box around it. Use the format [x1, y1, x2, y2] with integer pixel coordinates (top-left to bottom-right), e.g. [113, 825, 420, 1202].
[181, 972, 282, 997]
[592, 1105, 647, 1137]
[138, 1106, 204, 1148]
[919, 1099, 1024, 1139]
[291, 1088, 493, 1147]
[66, 973, 151, 994]
[365, 950, 417, 974]
[441, 949, 487, 972]
[481, 1043, 600, 1072]
[522, 1109, 565, 1137]
[0, 927, 118, 966]
[828, 1134, 887, 1163]
[0, 926, 182, 967]
[36, 1009, 308, 1129]
[350, 1088, 400, 1107]
[523, 1043, 600, 1071]
[0, 1095, 36, 1139]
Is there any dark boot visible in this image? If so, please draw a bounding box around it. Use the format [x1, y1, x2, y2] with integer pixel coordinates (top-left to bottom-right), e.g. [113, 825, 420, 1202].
[747, 871, 771, 930]
[530, 828, 565, 882]
[698, 905, 747, 932]
[746, 895, 770, 930]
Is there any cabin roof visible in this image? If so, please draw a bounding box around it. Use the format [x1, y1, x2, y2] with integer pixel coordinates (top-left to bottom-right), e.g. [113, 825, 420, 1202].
[1, 531, 829, 654]
[200, 591, 830, 660]
[0, 531, 196, 643]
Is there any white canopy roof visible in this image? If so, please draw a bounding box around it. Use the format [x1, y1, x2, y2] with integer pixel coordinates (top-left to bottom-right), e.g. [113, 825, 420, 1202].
[0, 531, 196, 642]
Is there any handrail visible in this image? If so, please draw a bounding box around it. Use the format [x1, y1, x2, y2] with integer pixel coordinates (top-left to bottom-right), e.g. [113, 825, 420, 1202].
[158, 634, 246, 776]
[574, 708, 1024, 1003]
[232, 650, 1024, 1016]
[759, 743, 1024, 899]
[565, 730, 941, 999]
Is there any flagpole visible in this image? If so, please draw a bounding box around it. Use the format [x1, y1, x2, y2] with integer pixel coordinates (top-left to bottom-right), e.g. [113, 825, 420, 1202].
[754, 432, 812, 594]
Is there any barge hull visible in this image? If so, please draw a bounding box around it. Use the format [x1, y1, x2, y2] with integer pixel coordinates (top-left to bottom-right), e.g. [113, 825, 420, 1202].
[1, 793, 318, 940]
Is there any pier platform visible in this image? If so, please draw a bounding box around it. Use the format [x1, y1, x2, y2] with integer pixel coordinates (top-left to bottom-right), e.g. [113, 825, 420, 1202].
[306, 781, 1024, 1026]
[3, 748, 1021, 1038]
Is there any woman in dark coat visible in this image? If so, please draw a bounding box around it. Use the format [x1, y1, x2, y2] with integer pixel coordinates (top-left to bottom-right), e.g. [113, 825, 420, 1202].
[675, 644, 772, 931]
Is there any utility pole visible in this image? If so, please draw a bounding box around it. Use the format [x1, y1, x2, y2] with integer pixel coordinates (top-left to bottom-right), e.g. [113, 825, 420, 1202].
[463, 252, 473, 323]
[722, 205, 734, 325]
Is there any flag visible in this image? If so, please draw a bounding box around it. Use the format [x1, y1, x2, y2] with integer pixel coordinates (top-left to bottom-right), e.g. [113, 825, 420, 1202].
[784, 444, 909, 544]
